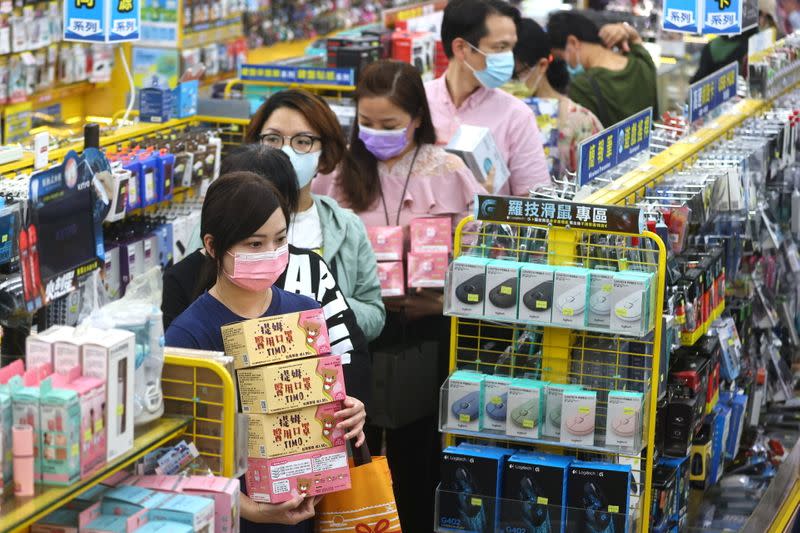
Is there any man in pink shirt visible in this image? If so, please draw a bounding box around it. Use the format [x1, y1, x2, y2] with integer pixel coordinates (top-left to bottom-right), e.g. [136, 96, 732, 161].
[425, 0, 551, 196]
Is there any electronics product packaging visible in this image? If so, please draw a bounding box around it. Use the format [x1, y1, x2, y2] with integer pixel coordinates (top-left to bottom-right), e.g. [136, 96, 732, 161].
[610, 272, 653, 336]
[566, 461, 631, 533]
[445, 125, 510, 193]
[39, 378, 81, 486]
[446, 371, 484, 432]
[506, 379, 545, 439]
[245, 445, 351, 503]
[480, 375, 512, 432]
[710, 404, 730, 484]
[182, 476, 241, 533]
[80, 328, 135, 462]
[221, 309, 330, 369]
[560, 389, 597, 446]
[439, 444, 514, 532]
[542, 384, 581, 438]
[366, 226, 403, 261]
[410, 217, 452, 253]
[719, 391, 747, 459]
[446, 256, 490, 317]
[236, 354, 345, 413]
[25, 325, 75, 370]
[605, 391, 643, 450]
[485, 260, 521, 319]
[377, 261, 405, 297]
[518, 264, 555, 323]
[552, 268, 590, 327]
[407, 251, 449, 288]
[247, 401, 346, 459]
[148, 494, 215, 532]
[500, 452, 572, 533]
[587, 270, 615, 329]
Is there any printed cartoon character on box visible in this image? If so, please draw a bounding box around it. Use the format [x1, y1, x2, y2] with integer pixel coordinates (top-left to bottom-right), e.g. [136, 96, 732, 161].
[297, 478, 311, 497]
[319, 368, 345, 400]
[322, 415, 336, 439]
[299, 316, 326, 348]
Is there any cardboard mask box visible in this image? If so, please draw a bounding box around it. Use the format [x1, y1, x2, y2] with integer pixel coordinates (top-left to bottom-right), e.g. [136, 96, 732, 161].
[377, 261, 405, 297]
[149, 494, 215, 533]
[410, 217, 452, 253]
[222, 309, 331, 369]
[247, 401, 346, 459]
[445, 125, 510, 193]
[182, 476, 240, 533]
[367, 226, 403, 261]
[407, 252, 448, 288]
[245, 445, 351, 504]
[236, 354, 346, 413]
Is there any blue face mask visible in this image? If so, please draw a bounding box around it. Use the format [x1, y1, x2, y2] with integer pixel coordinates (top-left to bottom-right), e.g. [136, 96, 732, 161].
[281, 145, 320, 189]
[566, 46, 585, 78]
[466, 43, 515, 89]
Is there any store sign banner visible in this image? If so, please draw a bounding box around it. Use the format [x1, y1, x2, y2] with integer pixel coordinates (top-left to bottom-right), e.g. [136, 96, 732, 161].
[704, 0, 742, 34]
[474, 195, 645, 234]
[688, 62, 737, 124]
[239, 64, 356, 87]
[64, 0, 141, 42]
[577, 107, 652, 186]
[663, 0, 701, 33]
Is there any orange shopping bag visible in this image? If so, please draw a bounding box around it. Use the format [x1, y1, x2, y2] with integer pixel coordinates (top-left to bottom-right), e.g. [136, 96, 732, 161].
[315, 444, 401, 532]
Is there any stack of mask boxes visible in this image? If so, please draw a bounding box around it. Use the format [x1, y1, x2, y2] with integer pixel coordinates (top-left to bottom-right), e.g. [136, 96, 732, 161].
[222, 309, 351, 503]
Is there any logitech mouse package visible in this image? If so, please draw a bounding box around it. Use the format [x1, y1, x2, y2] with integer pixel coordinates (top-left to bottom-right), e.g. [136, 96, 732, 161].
[485, 260, 521, 320]
[586, 271, 615, 329]
[506, 379, 547, 439]
[481, 375, 513, 432]
[447, 370, 485, 432]
[447, 256, 491, 316]
[551, 268, 590, 327]
[560, 389, 597, 446]
[500, 452, 572, 533]
[605, 390, 643, 449]
[519, 264, 555, 323]
[609, 271, 654, 336]
[566, 461, 631, 533]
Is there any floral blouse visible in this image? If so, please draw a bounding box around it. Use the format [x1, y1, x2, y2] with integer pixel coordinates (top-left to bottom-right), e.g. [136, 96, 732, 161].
[558, 97, 604, 174]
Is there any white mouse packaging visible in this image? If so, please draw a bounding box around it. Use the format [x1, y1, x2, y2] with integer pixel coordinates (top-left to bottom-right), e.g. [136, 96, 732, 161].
[560, 390, 597, 446]
[551, 268, 590, 327]
[609, 272, 653, 336]
[605, 391, 643, 450]
[586, 270, 615, 330]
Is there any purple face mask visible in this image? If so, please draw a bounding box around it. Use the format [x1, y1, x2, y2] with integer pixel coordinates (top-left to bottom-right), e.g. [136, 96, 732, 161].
[358, 125, 409, 161]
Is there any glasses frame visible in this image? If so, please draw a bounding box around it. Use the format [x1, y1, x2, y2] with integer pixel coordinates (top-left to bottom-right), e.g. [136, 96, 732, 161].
[258, 133, 323, 154]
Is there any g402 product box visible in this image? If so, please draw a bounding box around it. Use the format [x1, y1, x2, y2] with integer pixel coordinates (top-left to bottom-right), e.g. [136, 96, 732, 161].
[481, 375, 512, 432]
[446, 371, 484, 432]
[500, 452, 572, 533]
[552, 268, 590, 327]
[560, 390, 597, 446]
[606, 391, 643, 449]
[439, 444, 514, 532]
[236, 354, 345, 413]
[518, 264, 555, 323]
[506, 379, 546, 439]
[222, 309, 331, 369]
[566, 461, 631, 533]
[587, 270, 615, 329]
[485, 260, 521, 320]
[446, 125, 510, 193]
[247, 401, 346, 459]
[245, 445, 351, 504]
[543, 384, 582, 439]
[447, 256, 490, 317]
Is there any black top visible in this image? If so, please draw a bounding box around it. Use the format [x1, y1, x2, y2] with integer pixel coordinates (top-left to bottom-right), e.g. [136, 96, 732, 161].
[161, 245, 372, 407]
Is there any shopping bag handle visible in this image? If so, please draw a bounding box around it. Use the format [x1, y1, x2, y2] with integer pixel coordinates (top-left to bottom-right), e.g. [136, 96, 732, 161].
[349, 440, 372, 466]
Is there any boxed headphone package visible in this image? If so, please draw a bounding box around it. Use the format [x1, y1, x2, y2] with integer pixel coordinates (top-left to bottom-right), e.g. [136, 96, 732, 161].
[447, 371, 484, 432]
[609, 272, 653, 336]
[587, 271, 615, 329]
[506, 379, 546, 439]
[481, 375, 512, 432]
[485, 260, 521, 320]
[552, 268, 590, 327]
[518, 264, 555, 323]
[447, 256, 490, 316]
[566, 461, 631, 533]
[560, 390, 597, 446]
[605, 391, 643, 449]
[543, 384, 582, 439]
[500, 452, 572, 533]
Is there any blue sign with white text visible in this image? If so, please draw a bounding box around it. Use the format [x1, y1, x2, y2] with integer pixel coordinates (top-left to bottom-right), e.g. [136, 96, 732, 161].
[578, 108, 652, 186]
[239, 65, 356, 87]
[110, 0, 141, 41]
[688, 62, 737, 124]
[64, 0, 140, 42]
[704, 0, 742, 34]
[663, 0, 701, 33]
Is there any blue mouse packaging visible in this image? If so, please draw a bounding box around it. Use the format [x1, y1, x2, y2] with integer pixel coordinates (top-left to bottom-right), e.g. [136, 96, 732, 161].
[500, 452, 572, 533]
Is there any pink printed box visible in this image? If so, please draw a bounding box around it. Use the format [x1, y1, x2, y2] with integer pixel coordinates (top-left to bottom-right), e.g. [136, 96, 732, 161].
[222, 309, 331, 369]
[367, 226, 404, 261]
[182, 476, 241, 533]
[248, 401, 346, 459]
[237, 354, 346, 413]
[377, 261, 405, 297]
[407, 251, 449, 288]
[245, 445, 351, 503]
[410, 217, 452, 253]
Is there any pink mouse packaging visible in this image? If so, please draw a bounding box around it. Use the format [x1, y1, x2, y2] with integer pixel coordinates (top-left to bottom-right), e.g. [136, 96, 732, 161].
[560, 389, 597, 446]
[407, 252, 448, 288]
[605, 391, 642, 449]
[247, 401, 346, 459]
[367, 226, 404, 261]
[377, 261, 405, 297]
[245, 445, 351, 504]
[410, 217, 452, 253]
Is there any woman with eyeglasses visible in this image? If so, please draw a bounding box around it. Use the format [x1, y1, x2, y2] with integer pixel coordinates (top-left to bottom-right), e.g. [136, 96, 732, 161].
[244, 90, 385, 342]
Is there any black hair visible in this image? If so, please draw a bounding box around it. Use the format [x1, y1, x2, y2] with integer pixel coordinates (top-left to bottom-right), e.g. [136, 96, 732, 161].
[441, 0, 521, 58]
[547, 58, 570, 94]
[221, 144, 300, 216]
[546, 11, 602, 49]
[514, 18, 550, 71]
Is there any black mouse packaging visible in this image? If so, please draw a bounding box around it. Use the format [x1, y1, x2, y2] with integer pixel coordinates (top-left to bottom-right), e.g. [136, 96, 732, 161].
[500, 452, 572, 533]
[565, 461, 632, 533]
[518, 264, 555, 323]
[447, 256, 491, 317]
[485, 260, 522, 320]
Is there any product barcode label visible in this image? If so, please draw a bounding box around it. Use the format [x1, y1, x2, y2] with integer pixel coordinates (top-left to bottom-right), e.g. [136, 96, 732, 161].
[260, 445, 266, 456]
[260, 400, 267, 411]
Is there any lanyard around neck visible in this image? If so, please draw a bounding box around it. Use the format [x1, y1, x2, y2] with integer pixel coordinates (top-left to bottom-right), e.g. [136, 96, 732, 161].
[379, 145, 420, 227]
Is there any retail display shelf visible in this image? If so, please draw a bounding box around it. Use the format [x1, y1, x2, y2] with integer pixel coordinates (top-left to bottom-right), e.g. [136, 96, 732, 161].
[0, 416, 190, 533]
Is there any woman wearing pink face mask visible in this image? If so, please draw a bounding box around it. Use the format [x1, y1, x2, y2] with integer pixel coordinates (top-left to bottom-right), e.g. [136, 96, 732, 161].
[165, 171, 366, 533]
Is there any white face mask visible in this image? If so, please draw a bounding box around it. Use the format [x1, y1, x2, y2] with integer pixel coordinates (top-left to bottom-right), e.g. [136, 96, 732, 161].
[281, 146, 321, 189]
[521, 66, 545, 96]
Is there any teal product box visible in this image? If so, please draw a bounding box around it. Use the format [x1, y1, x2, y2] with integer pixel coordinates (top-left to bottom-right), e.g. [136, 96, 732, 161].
[101, 486, 172, 517]
[31, 508, 80, 533]
[587, 270, 616, 329]
[136, 521, 194, 533]
[172, 80, 199, 118]
[149, 494, 215, 533]
[481, 375, 513, 432]
[0, 388, 11, 489]
[139, 87, 173, 124]
[560, 389, 597, 446]
[10, 375, 43, 482]
[484, 260, 521, 320]
[542, 384, 582, 438]
[610, 271, 654, 336]
[552, 267, 590, 327]
[40, 379, 81, 486]
[518, 264, 555, 323]
[447, 256, 491, 317]
[500, 452, 572, 533]
[606, 390, 643, 449]
[506, 379, 546, 439]
[447, 371, 484, 432]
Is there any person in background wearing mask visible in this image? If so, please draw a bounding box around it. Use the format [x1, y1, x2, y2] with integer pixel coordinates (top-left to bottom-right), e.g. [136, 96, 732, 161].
[162, 145, 372, 408]
[547, 11, 657, 127]
[165, 171, 366, 533]
[425, 0, 552, 194]
[314, 60, 487, 532]
[245, 90, 385, 342]
[512, 17, 603, 174]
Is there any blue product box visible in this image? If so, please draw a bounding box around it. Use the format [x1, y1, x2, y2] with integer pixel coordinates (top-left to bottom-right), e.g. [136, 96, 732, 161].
[710, 404, 730, 485]
[172, 80, 199, 118]
[500, 452, 572, 533]
[101, 486, 172, 516]
[123, 160, 142, 210]
[148, 494, 215, 532]
[135, 521, 195, 533]
[156, 152, 174, 202]
[439, 444, 514, 532]
[719, 391, 747, 460]
[658, 456, 689, 522]
[153, 222, 174, 268]
[566, 461, 632, 533]
[447, 370, 484, 433]
[138, 153, 159, 207]
[139, 87, 173, 124]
